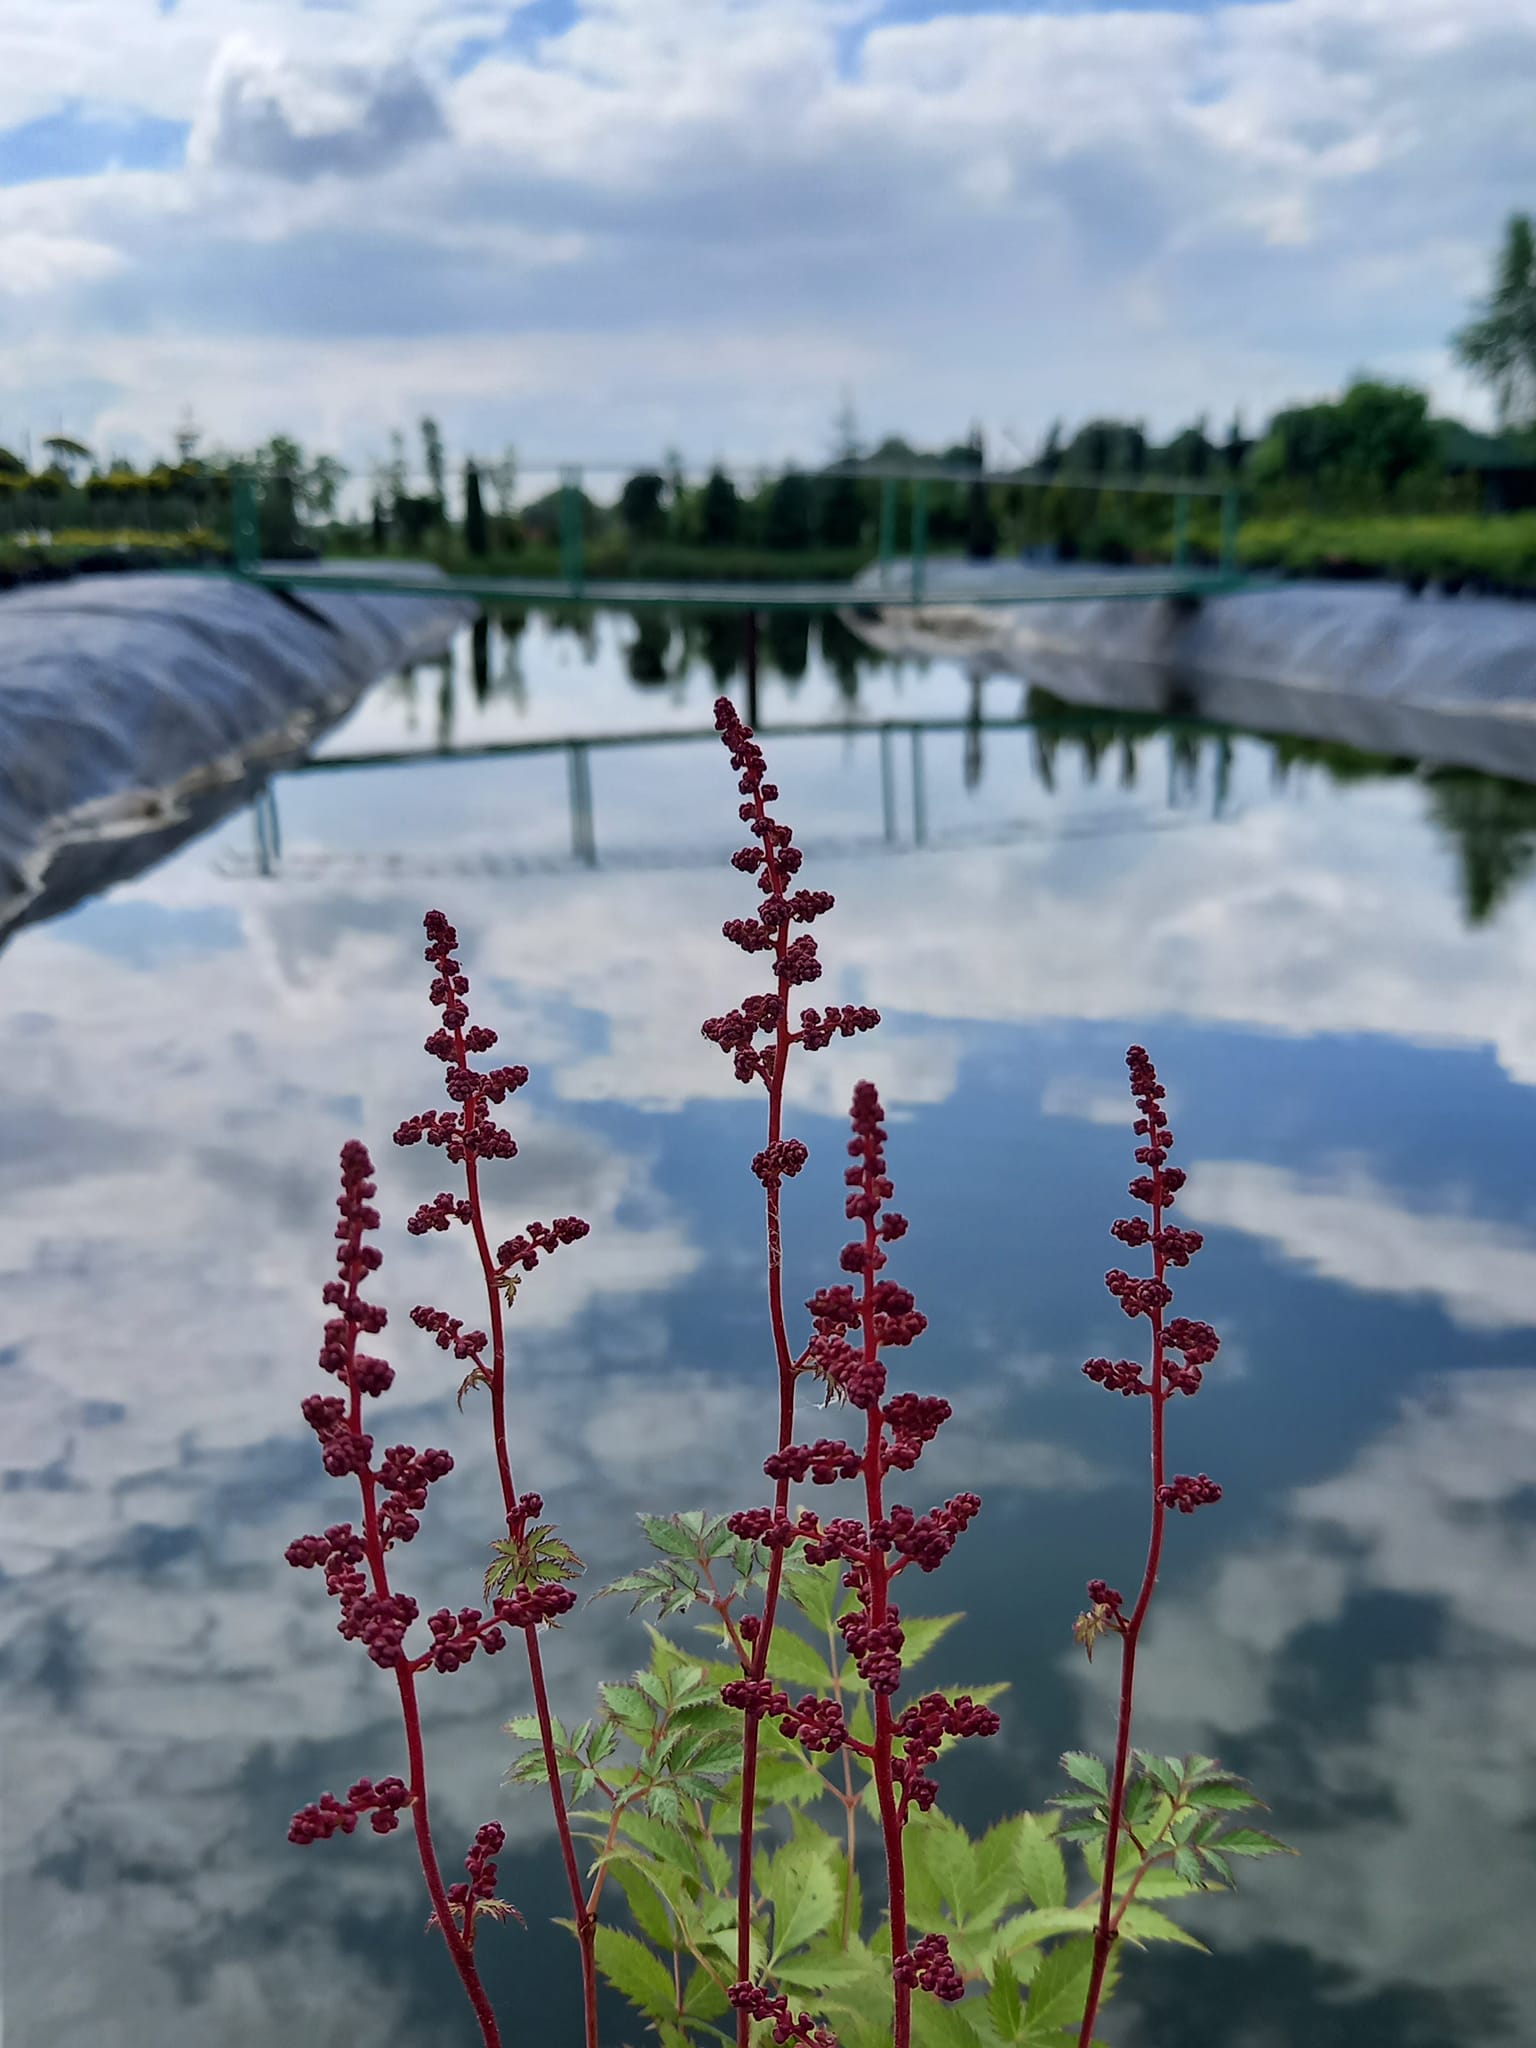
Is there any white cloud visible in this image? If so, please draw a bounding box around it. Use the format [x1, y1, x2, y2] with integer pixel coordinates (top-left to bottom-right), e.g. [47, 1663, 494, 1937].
[1, 0, 1533, 461]
[1095, 1371, 1536, 2026]
[1182, 1159, 1536, 1330]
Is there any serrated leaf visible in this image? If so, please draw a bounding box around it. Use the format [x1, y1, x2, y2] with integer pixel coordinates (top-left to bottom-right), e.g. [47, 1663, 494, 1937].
[912, 1999, 985, 2048]
[485, 1524, 585, 1604]
[1135, 1754, 1185, 1801]
[768, 1850, 840, 1963]
[1171, 1846, 1204, 1887]
[1199, 1848, 1234, 1887]
[1015, 1818, 1068, 1911]
[763, 1628, 835, 1691]
[504, 1714, 543, 1740]
[1117, 1904, 1208, 1951]
[782, 1559, 841, 1635]
[1189, 1780, 1262, 1812]
[1215, 1828, 1293, 1857]
[987, 1962, 1024, 2041]
[1022, 1936, 1096, 2035]
[1130, 1868, 1201, 1901]
[899, 1611, 963, 1673]
[682, 1964, 730, 2020]
[647, 1782, 683, 1827]
[641, 1514, 705, 1560]
[609, 1858, 678, 1950]
[996, 1907, 1099, 1954]
[1122, 1777, 1160, 1830]
[593, 1925, 678, 2025]
[773, 1947, 885, 1991]
[1060, 1754, 1109, 1798]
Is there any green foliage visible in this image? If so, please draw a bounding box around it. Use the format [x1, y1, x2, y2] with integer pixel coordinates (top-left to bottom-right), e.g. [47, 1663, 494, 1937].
[1455, 213, 1536, 429]
[463, 461, 489, 556]
[1248, 379, 1439, 503]
[508, 1517, 1287, 2046]
[484, 1522, 584, 1604]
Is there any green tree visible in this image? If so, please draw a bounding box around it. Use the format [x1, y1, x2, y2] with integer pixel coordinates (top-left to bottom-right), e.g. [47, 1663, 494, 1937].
[420, 415, 446, 500]
[1164, 420, 1213, 478]
[463, 459, 488, 555]
[817, 471, 866, 548]
[763, 471, 813, 551]
[1454, 214, 1536, 429]
[1251, 380, 1437, 500]
[619, 472, 667, 539]
[1036, 419, 1065, 476]
[700, 469, 741, 547]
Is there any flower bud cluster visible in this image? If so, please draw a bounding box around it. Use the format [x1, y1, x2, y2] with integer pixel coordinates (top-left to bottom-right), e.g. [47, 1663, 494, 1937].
[494, 1215, 591, 1274]
[726, 1983, 839, 2048]
[392, 913, 528, 1165]
[1157, 1472, 1223, 1514]
[447, 1820, 507, 1912]
[701, 700, 877, 1184]
[893, 1932, 965, 2003]
[289, 1774, 411, 1846]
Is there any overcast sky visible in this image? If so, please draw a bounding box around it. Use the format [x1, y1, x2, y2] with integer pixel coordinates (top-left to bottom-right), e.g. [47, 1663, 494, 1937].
[2, 0, 1532, 479]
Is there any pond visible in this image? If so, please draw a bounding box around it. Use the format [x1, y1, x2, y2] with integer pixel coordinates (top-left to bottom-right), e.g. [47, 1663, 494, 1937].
[3, 605, 1535, 2048]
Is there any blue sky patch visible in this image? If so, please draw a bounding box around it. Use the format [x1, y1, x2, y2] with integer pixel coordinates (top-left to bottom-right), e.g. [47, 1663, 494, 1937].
[0, 103, 187, 187]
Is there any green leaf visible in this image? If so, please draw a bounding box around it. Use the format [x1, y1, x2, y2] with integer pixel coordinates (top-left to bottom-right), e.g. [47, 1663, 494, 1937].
[1188, 1780, 1262, 1812]
[772, 1946, 883, 1992]
[1015, 1818, 1068, 1911]
[987, 1962, 1024, 2042]
[1215, 1829, 1293, 1857]
[763, 1628, 835, 1691]
[899, 1611, 964, 1673]
[903, 1809, 973, 1925]
[593, 1925, 678, 2025]
[485, 1523, 584, 1604]
[1136, 1755, 1185, 1801]
[641, 1514, 705, 1559]
[995, 1907, 1099, 1955]
[1121, 1777, 1161, 1831]
[503, 1714, 543, 1741]
[912, 2000, 986, 2048]
[1022, 1936, 1096, 2036]
[1198, 1848, 1234, 1888]
[682, 1964, 731, 2021]
[1171, 1846, 1204, 1888]
[1117, 1904, 1208, 1951]
[766, 1844, 840, 1962]
[781, 1559, 841, 1634]
[1131, 1867, 1201, 1901]
[1060, 1754, 1109, 1799]
[600, 1682, 655, 1730]
[608, 1859, 678, 1951]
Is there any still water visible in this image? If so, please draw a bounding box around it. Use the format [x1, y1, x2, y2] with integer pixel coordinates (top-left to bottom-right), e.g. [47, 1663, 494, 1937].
[4, 607, 1536, 2047]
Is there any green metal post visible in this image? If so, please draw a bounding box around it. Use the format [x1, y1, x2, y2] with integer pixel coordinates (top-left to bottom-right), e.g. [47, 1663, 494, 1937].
[231, 470, 259, 573]
[911, 479, 928, 603]
[1172, 491, 1190, 572]
[1220, 488, 1240, 575]
[559, 466, 585, 595]
[878, 477, 897, 590]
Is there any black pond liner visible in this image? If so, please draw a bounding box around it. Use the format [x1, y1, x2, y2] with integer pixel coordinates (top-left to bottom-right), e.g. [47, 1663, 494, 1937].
[0, 565, 476, 943]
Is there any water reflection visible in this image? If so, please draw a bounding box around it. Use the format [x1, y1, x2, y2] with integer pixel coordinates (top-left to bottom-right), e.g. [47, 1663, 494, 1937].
[5, 609, 1536, 2047]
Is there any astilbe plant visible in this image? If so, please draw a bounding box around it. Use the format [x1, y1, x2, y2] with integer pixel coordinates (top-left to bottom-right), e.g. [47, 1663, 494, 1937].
[283, 697, 1289, 2048]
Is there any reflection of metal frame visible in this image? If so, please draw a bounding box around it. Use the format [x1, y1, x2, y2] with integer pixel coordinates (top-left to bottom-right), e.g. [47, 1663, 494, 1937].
[236, 706, 1241, 883]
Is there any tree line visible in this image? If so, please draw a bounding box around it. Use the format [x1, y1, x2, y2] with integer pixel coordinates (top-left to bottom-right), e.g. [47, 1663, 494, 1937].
[5, 213, 1534, 559]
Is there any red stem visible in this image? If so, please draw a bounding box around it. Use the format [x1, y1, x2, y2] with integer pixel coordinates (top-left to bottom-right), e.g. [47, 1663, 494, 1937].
[458, 1088, 601, 2048]
[1077, 1169, 1169, 2048]
[857, 1170, 910, 2048]
[735, 779, 803, 2045]
[342, 1242, 502, 2048]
